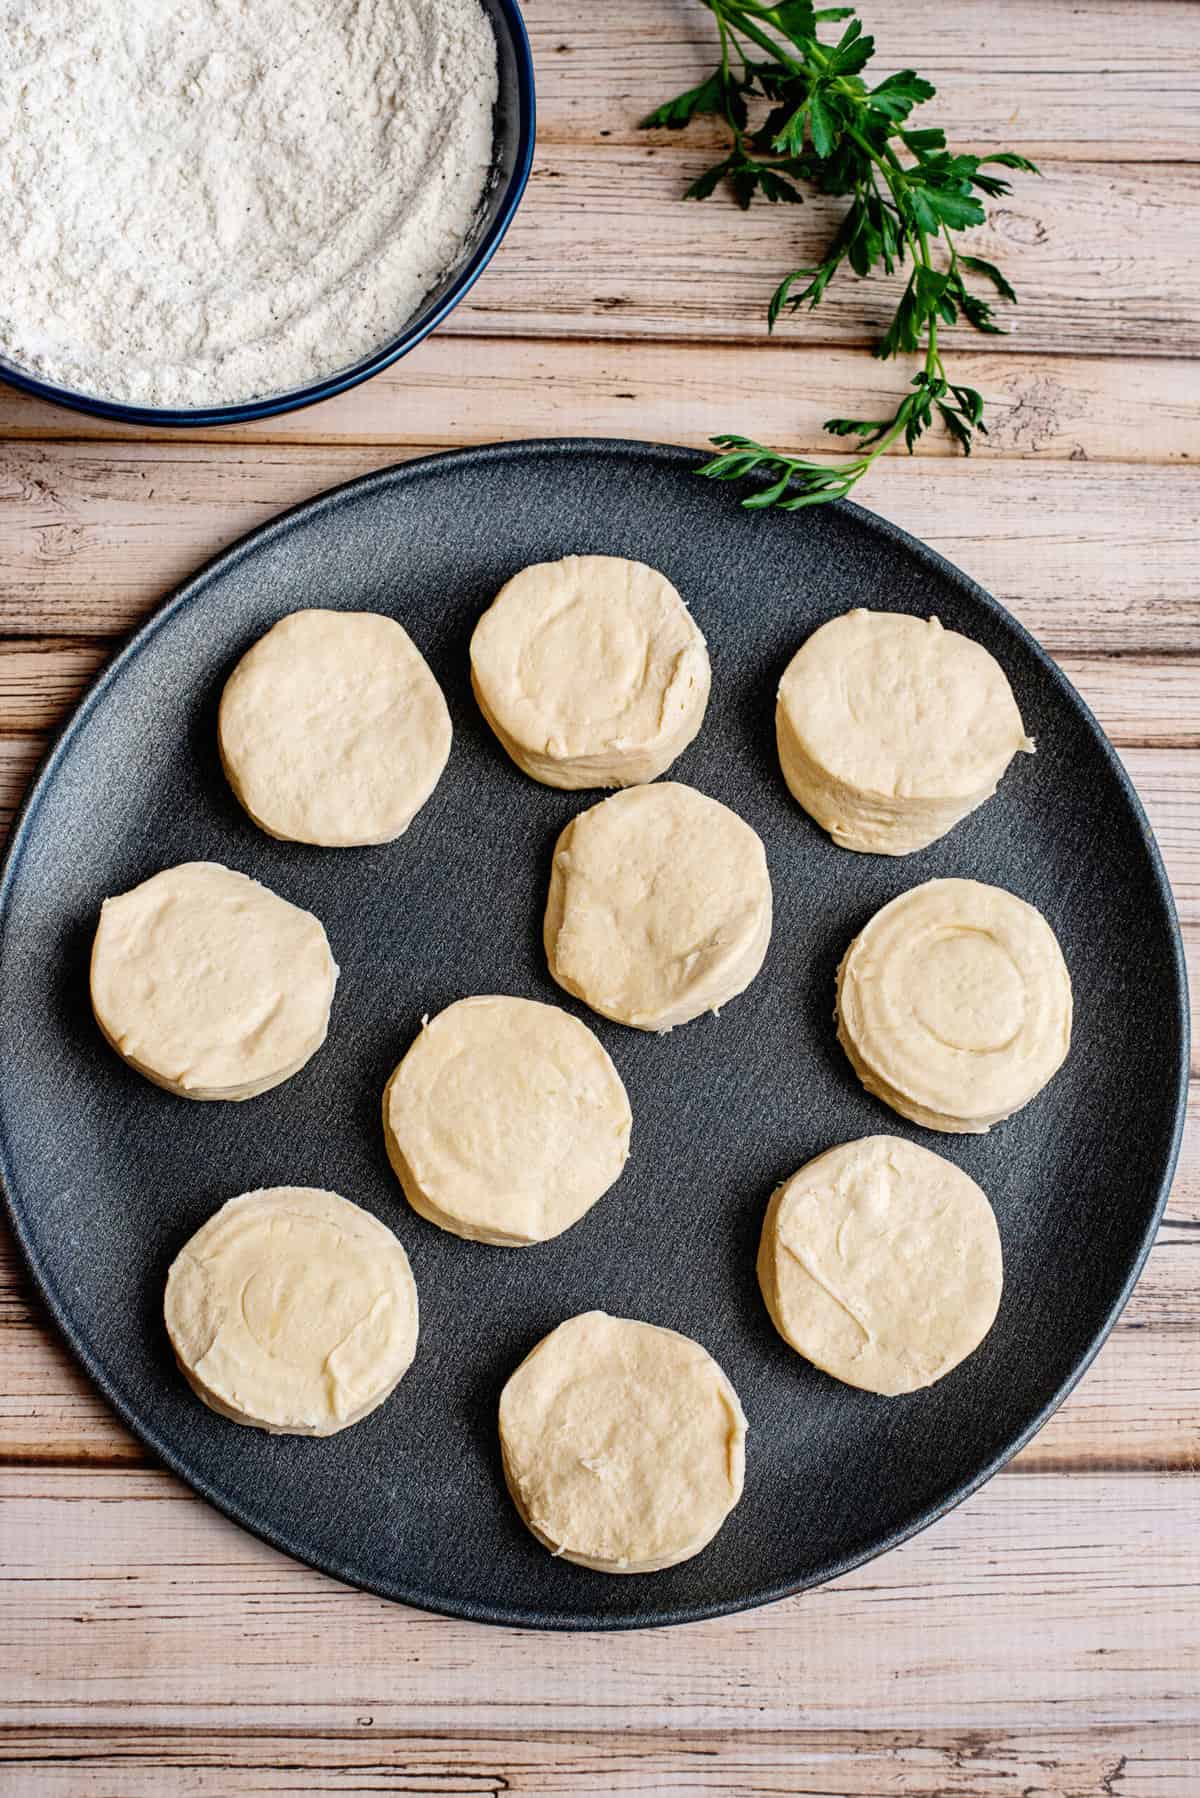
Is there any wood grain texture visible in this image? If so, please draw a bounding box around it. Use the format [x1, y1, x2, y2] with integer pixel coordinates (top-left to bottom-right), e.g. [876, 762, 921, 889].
[1, 1724, 1190, 1796]
[1, 1467, 1196, 1732]
[2, 443, 1198, 651]
[2, 341, 1198, 463]
[0, 736, 46, 834]
[0, 639, 109, 733]
[539, 0, 1200, 162]
[449, 155, 1200, 353]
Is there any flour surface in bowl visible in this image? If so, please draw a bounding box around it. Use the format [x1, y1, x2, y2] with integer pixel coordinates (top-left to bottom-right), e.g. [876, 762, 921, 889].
[0, 0, 498, 408]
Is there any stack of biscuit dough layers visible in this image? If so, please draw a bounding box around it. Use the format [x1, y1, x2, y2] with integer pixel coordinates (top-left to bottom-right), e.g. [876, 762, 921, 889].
[837, 878, 1073, 1133]
[757, 1136, 1004, 1395]
[90, 862, 338, 1101]
[499, 1311, 747, 1571]
[776, 610, 1034, 854]
[383, 995, 632, 1245]
[545, 782, 773, 1031]
[470, 555, 711, 788]
[165, 1188, 419, 1436]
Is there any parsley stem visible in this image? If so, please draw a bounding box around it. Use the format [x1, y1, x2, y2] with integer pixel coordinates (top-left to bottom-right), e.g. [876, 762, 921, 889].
[650, 0, 1033, 508]
[721, 7, 803, 70]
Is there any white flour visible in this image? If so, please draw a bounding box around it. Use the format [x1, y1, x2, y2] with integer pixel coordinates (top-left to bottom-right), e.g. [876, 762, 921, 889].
[0, 0, 498, 408]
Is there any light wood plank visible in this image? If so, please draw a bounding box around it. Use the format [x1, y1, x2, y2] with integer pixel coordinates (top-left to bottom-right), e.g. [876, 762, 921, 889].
[2, 341, 1198, 463]
[1121, 749, 1200, 941]
[2, 444, 1198, 651]
[3, 637, 1195, 748]
[1061, 657, 1200, 749]
[0, 736, 45, 834]
[0, 1724, 1190, 1797]
[537, 0, 1200, 162]
[447, 154, 1200, 354]
[2, 1080, 1196, 1471]
[0, 639, 109, 734]
[0, 1468, 1195, 1730]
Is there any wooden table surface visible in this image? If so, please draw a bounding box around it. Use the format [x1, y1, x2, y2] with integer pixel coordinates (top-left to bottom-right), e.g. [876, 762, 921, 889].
[2, 3, 1198, 1792]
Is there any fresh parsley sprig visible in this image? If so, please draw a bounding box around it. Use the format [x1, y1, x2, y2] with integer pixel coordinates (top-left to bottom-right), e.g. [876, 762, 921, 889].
[641, 1, 1038, 510]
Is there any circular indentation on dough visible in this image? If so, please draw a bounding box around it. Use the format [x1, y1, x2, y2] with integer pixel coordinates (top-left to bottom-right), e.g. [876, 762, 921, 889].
[776, 610, 1033, 855]
[90, 861, 338, 1101]
[470, 555, 710, 789]
[383, 995, 632, 1245]
[836, 878, 1072, 1133]
[910, 931, 1026, 1053]
[543, 782, 772, 1032]
[757, 1136, 1003, 1396]
[219, 609, 451, 846]
[498, 1311, 746, 1572]
[165, 1187, 419, 1436]
[240, 1249, 355, 1370]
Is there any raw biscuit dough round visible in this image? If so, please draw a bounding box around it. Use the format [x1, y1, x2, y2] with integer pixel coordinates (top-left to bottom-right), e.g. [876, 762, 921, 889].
[219, 608, 451, 846]
[776, 609, 1034, 854]
[498, 1311, 747, 1572]
[165, 1187, 418, 1436]
[544, 782, 772, 1032]
[383, 995, 632, 1246]
[90, 861, 338, 1101]
[757, 1135, 1003, 1395]
[836, 878, 1072, 1133]
[470, 554, 711, 788]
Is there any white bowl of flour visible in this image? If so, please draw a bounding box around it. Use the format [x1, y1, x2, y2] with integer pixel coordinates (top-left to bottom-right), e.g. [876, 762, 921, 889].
[0, 0, 534, 424]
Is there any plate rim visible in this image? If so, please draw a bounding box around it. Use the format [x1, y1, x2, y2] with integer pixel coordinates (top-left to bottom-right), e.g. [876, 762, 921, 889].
[0, 437, 1189, 1630]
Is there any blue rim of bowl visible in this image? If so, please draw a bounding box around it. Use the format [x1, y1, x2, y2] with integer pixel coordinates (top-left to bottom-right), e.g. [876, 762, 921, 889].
[0, 0, 535, 430]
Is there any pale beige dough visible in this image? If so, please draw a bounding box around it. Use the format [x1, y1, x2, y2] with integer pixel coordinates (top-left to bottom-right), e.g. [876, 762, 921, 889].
[498, 1311, 746, 1572]
[757, 1136, 1003, 1396]
[544, 782, 772, 1032]
[165, 1187, 419, 1436]
[470, 555, 711, 788]
[219, 609, 451, 846]
[90, 861, 337, 1101]
[836, 878, 1072, 1133]
[382, 996, 632, 1246]
[776, 610, 1034, 855]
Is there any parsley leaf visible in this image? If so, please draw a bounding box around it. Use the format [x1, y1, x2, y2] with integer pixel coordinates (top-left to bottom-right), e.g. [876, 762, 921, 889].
[642, 2, 1037, 508]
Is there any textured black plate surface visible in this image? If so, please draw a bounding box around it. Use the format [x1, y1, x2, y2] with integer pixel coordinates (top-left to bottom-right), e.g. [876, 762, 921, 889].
[0, 441, 1188, 1630]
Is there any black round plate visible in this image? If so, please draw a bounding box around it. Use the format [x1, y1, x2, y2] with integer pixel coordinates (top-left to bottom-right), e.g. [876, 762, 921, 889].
[0, 441, 1188, 1630]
